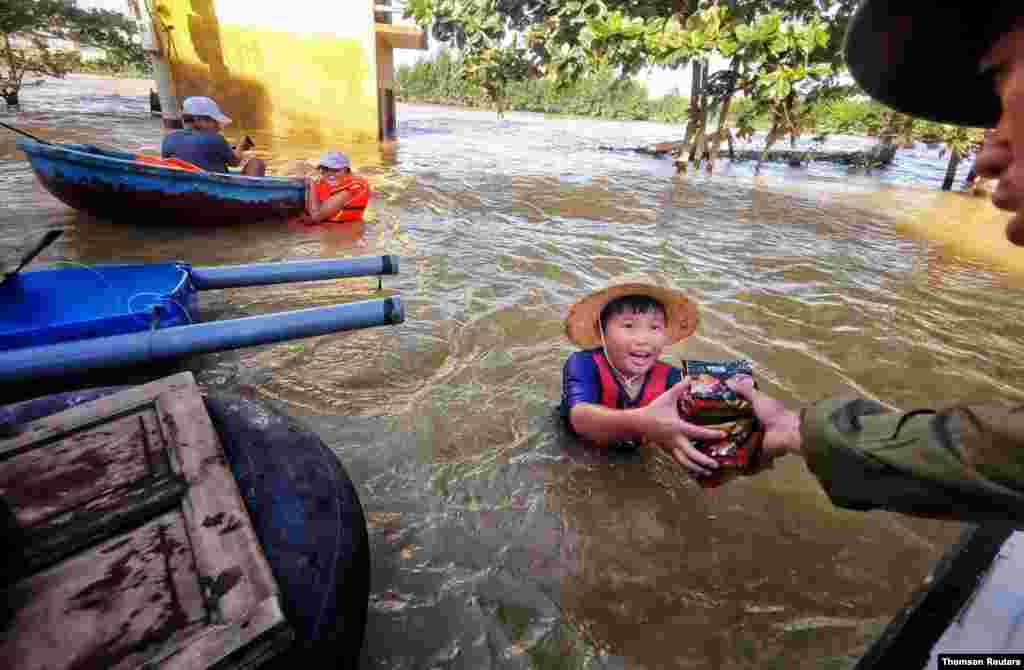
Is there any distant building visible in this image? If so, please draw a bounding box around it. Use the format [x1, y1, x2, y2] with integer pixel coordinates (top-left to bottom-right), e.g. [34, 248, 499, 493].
[8, 34, 77, 53]
[146, 0, 427, 142]
[9, 0, 131, 64]
[75, 0, 131, 13]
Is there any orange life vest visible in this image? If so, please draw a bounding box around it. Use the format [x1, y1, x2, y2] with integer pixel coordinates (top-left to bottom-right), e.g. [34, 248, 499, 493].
[593, 350, 672, 409]
[316, 174, 371, 222]
[135, 154, 202, 172]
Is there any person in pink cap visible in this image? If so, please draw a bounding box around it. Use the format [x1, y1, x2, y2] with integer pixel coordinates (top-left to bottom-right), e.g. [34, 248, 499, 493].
[161, 96, 265, 176]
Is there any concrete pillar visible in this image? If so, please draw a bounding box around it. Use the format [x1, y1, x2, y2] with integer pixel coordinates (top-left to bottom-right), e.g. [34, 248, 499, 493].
[127, 0, 181, 129]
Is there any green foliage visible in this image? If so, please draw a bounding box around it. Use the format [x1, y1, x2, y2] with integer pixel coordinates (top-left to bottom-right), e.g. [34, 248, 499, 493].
[406, 0, 859, 166]
[397, 50, 690, 122]
[0, 0, 145, 100]
[738, 95, 986, 174]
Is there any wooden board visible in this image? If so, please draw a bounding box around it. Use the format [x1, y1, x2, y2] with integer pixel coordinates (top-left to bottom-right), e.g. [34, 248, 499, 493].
[927, 530, 1024, 662]
[0, 372, 292, 670]
[854, 523, 1016, 669]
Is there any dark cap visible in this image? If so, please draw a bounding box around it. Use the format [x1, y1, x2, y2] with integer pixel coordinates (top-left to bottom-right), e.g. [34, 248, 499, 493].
[843, 1, 1019, 128]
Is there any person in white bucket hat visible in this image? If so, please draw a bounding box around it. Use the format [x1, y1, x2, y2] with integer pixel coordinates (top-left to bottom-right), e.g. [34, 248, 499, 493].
[161, 96, 265, 176]
[304, 151, 371, 224]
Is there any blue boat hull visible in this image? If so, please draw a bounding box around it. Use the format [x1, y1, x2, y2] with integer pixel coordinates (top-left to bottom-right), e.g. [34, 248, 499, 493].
[17, 138, 306, 224]
[0, 387, 371, 667]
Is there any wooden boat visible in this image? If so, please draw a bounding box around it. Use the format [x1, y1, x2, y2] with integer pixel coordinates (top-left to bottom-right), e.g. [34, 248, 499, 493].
[856, 523, 1022, 668]
[16, 137, 305, 224]
[0, 248, 402, 386]
[0, 373, 370, 669]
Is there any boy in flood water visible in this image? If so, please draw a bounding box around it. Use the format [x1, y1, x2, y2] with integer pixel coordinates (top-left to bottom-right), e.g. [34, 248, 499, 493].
[560, 278, 724, 474]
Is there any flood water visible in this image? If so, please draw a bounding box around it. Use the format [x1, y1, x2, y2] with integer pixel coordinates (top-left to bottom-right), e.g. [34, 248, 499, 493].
[4, 75, 1024, 669]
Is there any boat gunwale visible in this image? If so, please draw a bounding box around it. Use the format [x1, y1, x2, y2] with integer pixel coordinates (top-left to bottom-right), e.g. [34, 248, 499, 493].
[16, 137, 306, 192]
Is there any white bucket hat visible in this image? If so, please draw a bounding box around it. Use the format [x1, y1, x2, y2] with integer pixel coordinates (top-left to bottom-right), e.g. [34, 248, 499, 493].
[318, 151, 351, 170]
[182, 96, 232, 126]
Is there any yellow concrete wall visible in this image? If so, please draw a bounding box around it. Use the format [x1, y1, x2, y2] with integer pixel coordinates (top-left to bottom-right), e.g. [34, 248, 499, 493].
[154, 0, 378, 143]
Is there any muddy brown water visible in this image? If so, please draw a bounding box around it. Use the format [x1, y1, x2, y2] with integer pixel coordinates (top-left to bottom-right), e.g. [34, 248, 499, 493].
[4, 75, 1024, 669]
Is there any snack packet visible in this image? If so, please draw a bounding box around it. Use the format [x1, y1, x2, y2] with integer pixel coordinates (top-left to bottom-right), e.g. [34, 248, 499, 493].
[691, 417, 764, 488]
[680, 359, 754, 422]
[679, 359, 762, 488]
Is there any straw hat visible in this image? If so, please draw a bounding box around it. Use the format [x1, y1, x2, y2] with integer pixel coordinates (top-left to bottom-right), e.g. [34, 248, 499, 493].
[565, 275, 699, 348]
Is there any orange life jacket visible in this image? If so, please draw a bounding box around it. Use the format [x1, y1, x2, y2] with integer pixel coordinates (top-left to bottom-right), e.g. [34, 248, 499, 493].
[135, 154, 202, 172]
[316, 174, 371, 223]
[593, 350, 672, 409]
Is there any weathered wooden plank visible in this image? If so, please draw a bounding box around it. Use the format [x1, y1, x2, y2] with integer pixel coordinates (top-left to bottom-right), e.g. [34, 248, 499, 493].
[15, 478, 186, 583]
[0, 372, 196, 459]
[0, 372, 291, 670]
[1, 412, 158, 527]
[0, 396, 188, 582]
[140, 408, 174, 479]
[1, 510, 208, 670]
[206, 623, 294, 670]
[154, 598, 292, 670]
[157, 384, 279, 621]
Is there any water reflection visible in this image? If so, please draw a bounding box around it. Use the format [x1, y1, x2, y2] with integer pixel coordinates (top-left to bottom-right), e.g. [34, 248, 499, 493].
[5, 75, 1024, 669]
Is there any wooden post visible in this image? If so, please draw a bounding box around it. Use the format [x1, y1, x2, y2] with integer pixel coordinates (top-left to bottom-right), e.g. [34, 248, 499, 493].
[942, 149, 962, 191]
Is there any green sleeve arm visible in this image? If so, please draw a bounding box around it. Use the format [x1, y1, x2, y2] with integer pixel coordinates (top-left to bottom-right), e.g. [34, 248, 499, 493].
[799, 398, 1024, 525]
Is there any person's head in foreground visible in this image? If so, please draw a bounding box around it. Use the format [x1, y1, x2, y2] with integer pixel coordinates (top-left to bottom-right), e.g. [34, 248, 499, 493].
[846, 1, 1023, 243]
[317, 151, 352, 180]
[181, 96, 232, 132]
[566, 283, 698, 382]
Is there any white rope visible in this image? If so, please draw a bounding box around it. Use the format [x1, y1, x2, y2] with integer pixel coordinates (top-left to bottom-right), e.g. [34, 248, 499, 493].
[127, 292, 194, 326]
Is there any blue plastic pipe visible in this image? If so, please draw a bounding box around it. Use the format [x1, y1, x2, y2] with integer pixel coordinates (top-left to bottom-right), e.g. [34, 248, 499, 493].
[0, 297, 404, 384]
[190, 255, 399, 290]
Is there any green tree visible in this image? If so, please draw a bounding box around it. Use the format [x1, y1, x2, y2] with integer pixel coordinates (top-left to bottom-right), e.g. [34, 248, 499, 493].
[406, 0, 982, 188]
[567, 3, 855, 171]
[1, 0, 144, 105]
[406, 0, 859, 170]
[877, 114, 985, 191]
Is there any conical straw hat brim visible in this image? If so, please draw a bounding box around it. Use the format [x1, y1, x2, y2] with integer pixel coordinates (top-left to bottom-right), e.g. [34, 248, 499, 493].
[565, 283, 698, 348]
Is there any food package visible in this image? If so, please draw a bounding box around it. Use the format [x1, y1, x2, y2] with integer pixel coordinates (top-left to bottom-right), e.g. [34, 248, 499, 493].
[679, 359, 763, 488]
[691, 417, 764, 488]
[680, 359, 754, 422]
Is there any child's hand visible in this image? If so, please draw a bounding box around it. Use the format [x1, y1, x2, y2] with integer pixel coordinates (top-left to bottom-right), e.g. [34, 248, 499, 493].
[644, 381, 726, 477]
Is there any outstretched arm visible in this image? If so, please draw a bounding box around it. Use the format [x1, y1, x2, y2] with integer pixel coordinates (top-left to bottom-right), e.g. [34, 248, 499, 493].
[570, 382, 725, 476]
[727, 375, 1024, 524]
